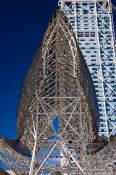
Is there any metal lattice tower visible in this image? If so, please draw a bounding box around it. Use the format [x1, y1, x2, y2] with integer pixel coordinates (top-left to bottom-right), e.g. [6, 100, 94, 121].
[0, 8, 115, 175]
[59, 0, 116, 137]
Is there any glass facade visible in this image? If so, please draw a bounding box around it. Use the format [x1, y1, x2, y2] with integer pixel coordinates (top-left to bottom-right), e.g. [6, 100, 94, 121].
[59, 0, 116, 136]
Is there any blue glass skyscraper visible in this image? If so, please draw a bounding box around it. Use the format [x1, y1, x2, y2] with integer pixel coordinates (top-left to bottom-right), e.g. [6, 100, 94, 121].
[59, 0, 116, 136]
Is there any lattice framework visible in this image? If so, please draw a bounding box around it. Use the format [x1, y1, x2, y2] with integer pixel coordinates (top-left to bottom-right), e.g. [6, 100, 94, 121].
[59, 0, 116, 137]
[0, 8, 115, 175]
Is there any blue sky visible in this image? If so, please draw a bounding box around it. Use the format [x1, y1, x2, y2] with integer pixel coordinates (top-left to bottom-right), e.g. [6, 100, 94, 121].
[0, 0, 116, 170]
[0, 0, 58, 170]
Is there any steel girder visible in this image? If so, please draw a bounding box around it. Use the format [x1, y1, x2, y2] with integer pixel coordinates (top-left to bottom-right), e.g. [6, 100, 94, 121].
[0, 8, 115, 175]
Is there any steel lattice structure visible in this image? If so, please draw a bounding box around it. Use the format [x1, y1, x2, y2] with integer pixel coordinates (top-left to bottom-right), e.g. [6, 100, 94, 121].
[0, 8, 115, 175]
[59, 0, 116, 137]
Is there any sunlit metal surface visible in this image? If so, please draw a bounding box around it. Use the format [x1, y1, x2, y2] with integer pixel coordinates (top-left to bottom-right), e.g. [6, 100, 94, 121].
[0, 8, 115, 175]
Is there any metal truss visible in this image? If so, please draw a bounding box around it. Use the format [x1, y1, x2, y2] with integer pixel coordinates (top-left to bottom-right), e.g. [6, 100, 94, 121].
[0, 8, 115, 175]
[59, 0, 116, 137]
[0, 138, 30, 174]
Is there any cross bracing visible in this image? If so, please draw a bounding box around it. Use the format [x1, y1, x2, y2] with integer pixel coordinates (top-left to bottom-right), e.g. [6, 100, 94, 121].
[0, 8, 115, 175]
[59, 0, 116, 137]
